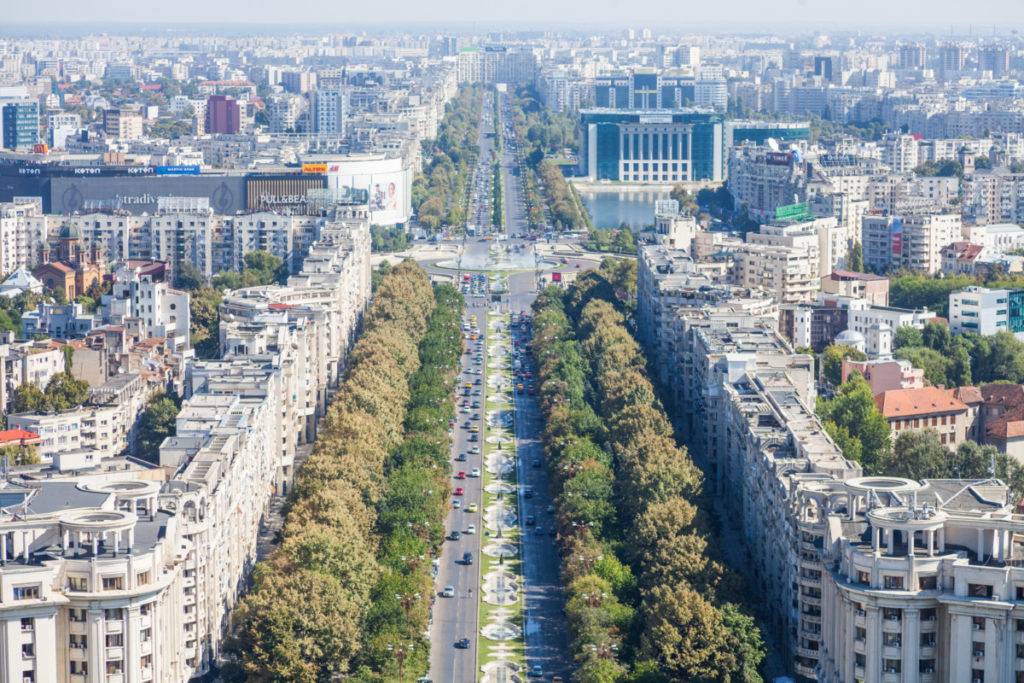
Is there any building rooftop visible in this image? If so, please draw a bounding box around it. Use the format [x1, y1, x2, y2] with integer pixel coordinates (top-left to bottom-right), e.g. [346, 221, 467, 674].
[875, 387, 969, 419]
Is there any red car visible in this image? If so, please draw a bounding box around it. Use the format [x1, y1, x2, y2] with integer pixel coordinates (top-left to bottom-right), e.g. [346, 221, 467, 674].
[454, 487, 464, 496]
[456, 471, 466, 480]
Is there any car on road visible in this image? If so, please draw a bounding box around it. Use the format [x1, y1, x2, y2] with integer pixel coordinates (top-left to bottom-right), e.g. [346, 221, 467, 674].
[449, 530, 461, 540]
[470, 446, 481, 454]
[456, 471, 466, 479]
[455, 638, 471, 649]
[524, 488, 533, 498]
[470, 467, 481, 477]
[532, 459, 542, 468]
[462, 552, 473, 565]
[466, 524, 476, 534]
[454, 487, 464, 496]
[535, 526, 544, 536]
[466, 502, 479, 513]
[442, 585, 455, 598]
[531, 664, 543, 677]
[526, 515, 535, 525]
[546, 505, 555, 513]
[452, 499, 462, 509]
[456, 453, 467, 462]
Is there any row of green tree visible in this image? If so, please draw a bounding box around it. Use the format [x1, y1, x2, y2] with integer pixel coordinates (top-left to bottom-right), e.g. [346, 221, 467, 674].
[492, 162, 504, 227]
[894, 321, 1024, 389]
[531, 265, 765, 683]
[412, 85, 484, 232]
[888, 271, 1024, 317]
[369, 225, 409, 253]
[223, 261, 456, 682]
[508, 84, 587, 231]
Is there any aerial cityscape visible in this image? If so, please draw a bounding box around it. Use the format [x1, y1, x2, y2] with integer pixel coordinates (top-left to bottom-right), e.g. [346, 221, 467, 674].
[1, 6, 1024, 683]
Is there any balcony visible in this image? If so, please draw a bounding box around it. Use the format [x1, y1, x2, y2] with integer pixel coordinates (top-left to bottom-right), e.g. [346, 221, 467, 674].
[105, 622, 123, 634]
[794, 662, 816, 678]
[69, 621, 87, 635]
[69, 646, 88, 659]
[106, 647, 124, 660]
[795, 646, 820, 659]
[141, 640, 152, 656]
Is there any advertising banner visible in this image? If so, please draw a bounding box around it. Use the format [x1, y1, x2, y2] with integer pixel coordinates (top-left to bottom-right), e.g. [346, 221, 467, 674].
[302, 163, 328, 174]
[326, 159, 410, 225]
[891, 216, 903, 257]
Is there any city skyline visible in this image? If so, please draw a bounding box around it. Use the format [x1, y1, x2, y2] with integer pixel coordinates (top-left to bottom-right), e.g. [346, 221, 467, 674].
[4, 0, 1024, 32]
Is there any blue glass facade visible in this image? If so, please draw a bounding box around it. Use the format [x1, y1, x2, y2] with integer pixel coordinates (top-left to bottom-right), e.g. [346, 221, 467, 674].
[578, 109, 724, 182]
[1, 101, 40, 150]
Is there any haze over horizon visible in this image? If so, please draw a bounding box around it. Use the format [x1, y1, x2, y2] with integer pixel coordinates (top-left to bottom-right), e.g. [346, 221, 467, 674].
[5, 0, 1024, 33]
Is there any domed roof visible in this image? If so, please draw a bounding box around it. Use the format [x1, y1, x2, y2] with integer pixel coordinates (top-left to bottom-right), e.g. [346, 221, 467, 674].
[835, 329, 865, 344]
[58, 224, 82, 240]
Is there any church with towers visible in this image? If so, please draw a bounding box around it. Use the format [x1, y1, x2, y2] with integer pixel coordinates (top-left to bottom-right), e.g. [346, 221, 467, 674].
[32, 224, 105, 301]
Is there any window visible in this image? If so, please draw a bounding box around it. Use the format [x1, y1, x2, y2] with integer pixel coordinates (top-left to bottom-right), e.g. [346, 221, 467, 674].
[140, 603, 153, 617]
[136, 571, 150, 586]
[70, 661, 87, 675]
[883, 632, 902, 647]
[857, 571, 870, 584]
[855, 627, 866, 641]
[855, 653, 866, 668]
[67, 576, 87, 592]
[884, 659, 902, 674]
[921, 632, 936, 646]
[883, 607, 902, 621]
[973, 616, 987, 631]
[922, 608, 937, 621]
[105, 633, 123, 647]
[919, 575, 938, 589]
[140, 654, 152, 669]
[974, 642, 986, 657]
[920, 659, 935, 673]
[884, 575, 904, 590]
[69, 609, 86, 623]
[969, 583, 993, 598]
[12, 585, 40, 600]
[102, 576, 123, 591]
[21, 643, 34, 657]
[105, 661, 123, 675]
[20, 618, 33, 631]
[104, 608, 123, 621]
[140, 628, 151, 642]
[69, 634, 86, 649]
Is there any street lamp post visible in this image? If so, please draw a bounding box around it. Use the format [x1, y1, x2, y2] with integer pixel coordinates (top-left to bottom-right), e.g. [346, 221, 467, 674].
[395, 592, 421, 628]
[386, 642, 414, 683]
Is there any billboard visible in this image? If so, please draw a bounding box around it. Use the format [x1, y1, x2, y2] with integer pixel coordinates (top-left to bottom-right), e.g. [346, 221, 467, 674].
[156, 165, 200, 175]
[891, 216, 903, 257]
[324, 156, 411, 226]
[302, 163, 327, 174]
[766, 152, 793, 166]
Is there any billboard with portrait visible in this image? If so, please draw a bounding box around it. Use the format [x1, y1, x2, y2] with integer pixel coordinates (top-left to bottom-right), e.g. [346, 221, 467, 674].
[322, 155, 411, 226]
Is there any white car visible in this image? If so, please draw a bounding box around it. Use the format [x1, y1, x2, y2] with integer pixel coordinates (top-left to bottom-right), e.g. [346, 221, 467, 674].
[442, 585, 455, 598]
[470, 468, 481, 478]
[466, 525, 476, 534]
[453, 499, 462, 509]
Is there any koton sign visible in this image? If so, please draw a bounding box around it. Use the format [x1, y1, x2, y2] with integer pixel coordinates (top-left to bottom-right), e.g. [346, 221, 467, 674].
[302, 163, 327, 174]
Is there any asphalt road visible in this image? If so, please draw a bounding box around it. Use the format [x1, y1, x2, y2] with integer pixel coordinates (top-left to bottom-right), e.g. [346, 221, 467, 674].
[426, 88, 572, 683]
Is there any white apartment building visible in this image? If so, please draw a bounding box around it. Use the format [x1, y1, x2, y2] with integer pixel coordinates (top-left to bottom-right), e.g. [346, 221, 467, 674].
[62, 211, 327, 281]
[0, 203, 371, 683]
[816, 476, 1024, 683]
[8, 403, 127, 463]
[0, 475, 189, 683]
[102, 262, 190, 350]
[863, 212, 961, 274]
[963, 170, 1024, 225]
[311, 88, 349, 136]
[948, 286, 1024, 339]
[735, 221, 828, 304]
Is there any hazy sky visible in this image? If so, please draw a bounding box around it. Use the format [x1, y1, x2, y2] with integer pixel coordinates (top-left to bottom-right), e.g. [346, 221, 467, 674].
[6, 0, 1024, 31]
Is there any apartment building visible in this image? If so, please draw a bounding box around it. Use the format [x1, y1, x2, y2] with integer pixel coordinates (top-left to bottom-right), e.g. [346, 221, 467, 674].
[842, 358, 925, 394]
[863, 212, 962, 274]
[822, 269, 890, 307]
[816, 476, 1024, 683]
[948, 286, 1024, 339]
[962, 170, 1024, 225]
[0, 204, 370, 683]
[101, 262, 190, 350]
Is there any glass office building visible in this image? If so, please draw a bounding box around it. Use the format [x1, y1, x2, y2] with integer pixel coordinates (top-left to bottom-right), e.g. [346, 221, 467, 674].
[578, 109, 725, 182]
[1, 100, 40, 150]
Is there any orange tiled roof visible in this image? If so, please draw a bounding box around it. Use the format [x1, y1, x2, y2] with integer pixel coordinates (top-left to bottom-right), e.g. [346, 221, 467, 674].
[875, 387, 968, 419]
